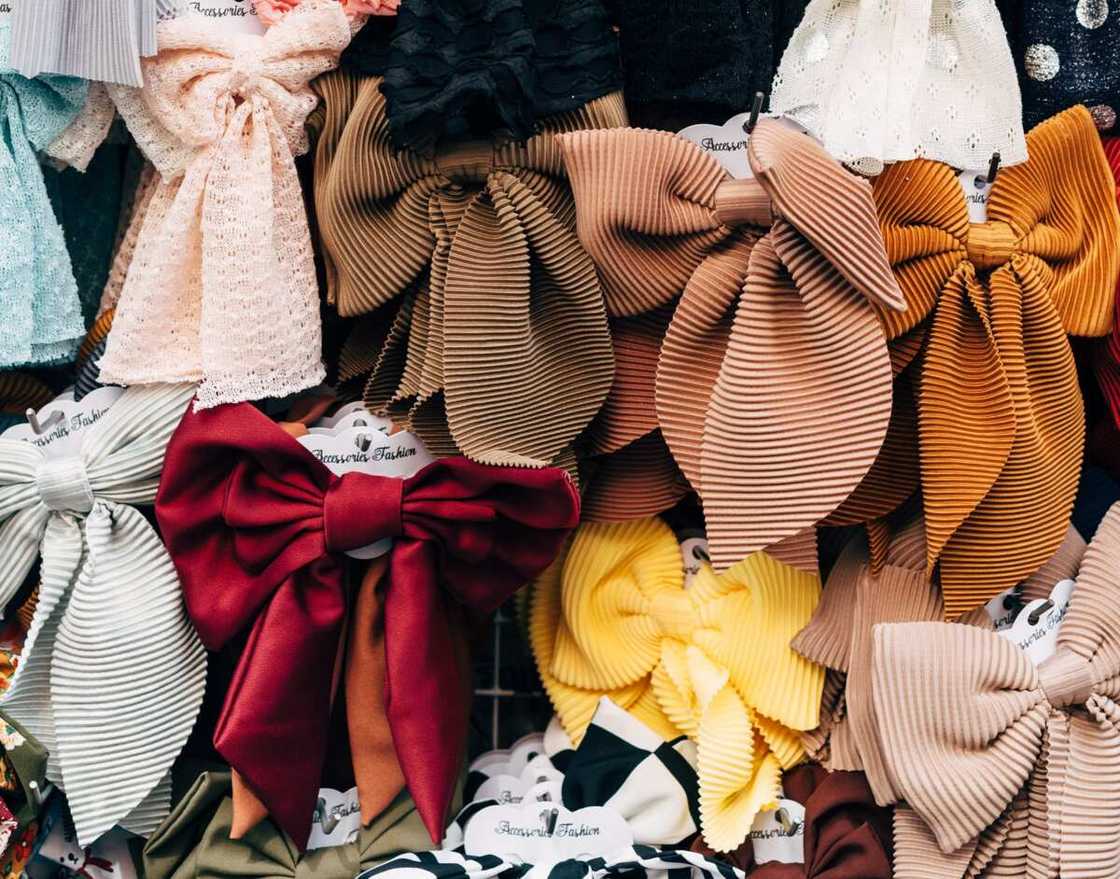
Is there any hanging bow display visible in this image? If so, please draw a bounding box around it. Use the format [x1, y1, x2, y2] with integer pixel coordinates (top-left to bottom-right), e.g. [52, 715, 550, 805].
[99, 1, 354, 408]
[870, 104, 1120, 618]
[529, 517, 823, 852]
[869, 501, 1120, 878]
[154, 402, 580, 849]
[558, 120, 906, 569]
[312, 70, 621, 466]
[0, 384, 206, 846]
[0, 29, 86, 369]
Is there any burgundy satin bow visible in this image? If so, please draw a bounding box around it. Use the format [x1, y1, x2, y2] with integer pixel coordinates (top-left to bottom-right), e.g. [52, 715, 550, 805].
[155, 402, 579, 849]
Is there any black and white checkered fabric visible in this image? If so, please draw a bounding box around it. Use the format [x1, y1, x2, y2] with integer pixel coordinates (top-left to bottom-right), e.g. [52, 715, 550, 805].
[358, 846, 743, 879]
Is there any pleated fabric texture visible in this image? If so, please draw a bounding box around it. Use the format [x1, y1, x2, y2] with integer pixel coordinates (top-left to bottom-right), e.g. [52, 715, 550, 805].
[558, 120, 906, 570]
[1094, 136, 1120, 430]
[871, 104, 1120, 619]
[98, 1, 354, 408]
[311, 68, 622, 467]
[0, 383, 206, 846]
[0, 23, 87, 369]
[9, 0, 179, 88]
[529, 517, 824, 852]
[870, 499, 1120, 879]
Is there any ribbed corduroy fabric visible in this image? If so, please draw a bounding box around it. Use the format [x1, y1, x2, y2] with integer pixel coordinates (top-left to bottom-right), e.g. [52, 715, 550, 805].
[311, 70, 622, 468]
[0, 374, 53, 430]
[9, 0, 179, 88]
[1094, 136, 1120, 429]
[529, 517, 824, 852]
[872, 105, 1120, 618]
[558, 121, 906, 570]
[870, 501, 1120, 878]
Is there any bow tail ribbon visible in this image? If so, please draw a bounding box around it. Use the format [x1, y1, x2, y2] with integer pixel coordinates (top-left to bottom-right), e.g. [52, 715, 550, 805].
[442, 172, 613, 467]
[215, 559, 349, 844]
[0, 107, 82, 367]
[922, 261, 1084, 617]
[52, 505, 206, 845]
[198, 103, 324, 408]
[655, 234, 755, 489]
[1046, 701, 1120, 878]
[700, 226, 894, 568]
[0, 504, 49, 607]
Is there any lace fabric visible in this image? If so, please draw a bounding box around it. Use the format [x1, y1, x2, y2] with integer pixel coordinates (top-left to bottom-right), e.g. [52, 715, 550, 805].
[378, 0, 621, 151]
[771, 0, 1028, 173]
[611, 0, 807, 131]
[0, 22, 87, 368]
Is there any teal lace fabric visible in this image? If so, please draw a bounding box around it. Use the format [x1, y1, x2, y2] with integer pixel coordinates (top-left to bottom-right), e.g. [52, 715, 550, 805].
[0, 23, 87, 369]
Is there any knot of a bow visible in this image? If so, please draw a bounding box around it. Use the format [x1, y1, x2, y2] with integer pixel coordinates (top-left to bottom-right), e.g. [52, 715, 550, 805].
[155, 402, 580, 851]
[98, 2, 353, 408]
[557, 120, 906, 570]
[0, 58, 86, 369]
[867, 501, 1120, 877]
[530, 517, 824, 852]
[313, 71, 623, 466]
[869, 104, 1120, 618]
[0, 384, 205, 848]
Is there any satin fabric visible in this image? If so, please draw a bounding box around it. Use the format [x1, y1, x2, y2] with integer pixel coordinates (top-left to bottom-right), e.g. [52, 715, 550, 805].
[871, 104, 1119, 618]
[155, 403, 579, 849]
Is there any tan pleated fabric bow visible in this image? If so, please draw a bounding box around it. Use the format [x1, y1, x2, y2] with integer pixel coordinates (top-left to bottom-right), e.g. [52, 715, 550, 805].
[99, 1, 354, 408]
[313, 70, 622, 467]
[871, 105, 1120, 618]
[870, 501, 1120, 879]
[558, 121, 907, 569]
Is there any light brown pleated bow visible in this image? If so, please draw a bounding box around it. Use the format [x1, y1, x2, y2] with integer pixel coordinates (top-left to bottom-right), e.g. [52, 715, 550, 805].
[312, 70, 623, 467]
[558, 120, 907, 570]
[871, 105, 1120, 619]
[869, 500, 1120, 879]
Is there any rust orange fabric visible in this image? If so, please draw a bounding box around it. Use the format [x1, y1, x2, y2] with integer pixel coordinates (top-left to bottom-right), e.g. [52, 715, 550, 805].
[558, 121, 906, 570]
[311, 69, 625, 468]
[872, 105, 1119, 618]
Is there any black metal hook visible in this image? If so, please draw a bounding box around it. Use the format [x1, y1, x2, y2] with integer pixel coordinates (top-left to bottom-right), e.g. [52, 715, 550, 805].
[744, 92, 765, 134]
[987, 151, 1001, 185]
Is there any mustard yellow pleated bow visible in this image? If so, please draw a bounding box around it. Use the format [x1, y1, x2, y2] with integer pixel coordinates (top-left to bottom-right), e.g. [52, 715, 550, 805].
[557, 120, 906, 570]
[870, 105, 1120, 618]
[529, 517, 824, 852]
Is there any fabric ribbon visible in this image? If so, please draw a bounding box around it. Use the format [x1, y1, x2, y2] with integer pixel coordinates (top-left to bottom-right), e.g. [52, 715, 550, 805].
[691, 764, 893, 879]
[558, 120, 906, 570]
[0, 26, 86, 369]
[99, 1, 353, 408]
[870, 104, 1120, 618]
[0, 383, 206, 846]
[1094, 136, 1120, 430]
[312, 69, 621, 467]
[529, 517, 823, 852]
[869, 500, 1120, 878]
[154, 402, 579, 849]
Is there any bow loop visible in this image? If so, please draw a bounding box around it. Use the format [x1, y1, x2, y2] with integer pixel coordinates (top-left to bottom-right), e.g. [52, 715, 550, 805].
[35, 458, 94, 514]
[323, 473, 402, 553]
[1038, 652, 1096, 711]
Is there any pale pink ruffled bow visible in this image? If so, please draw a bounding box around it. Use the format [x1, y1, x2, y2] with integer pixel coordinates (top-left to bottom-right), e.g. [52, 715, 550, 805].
[101, 1, 353, 408]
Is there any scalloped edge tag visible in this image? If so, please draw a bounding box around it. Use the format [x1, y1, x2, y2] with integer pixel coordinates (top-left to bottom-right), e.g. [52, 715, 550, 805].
[186, 0, 266, 34]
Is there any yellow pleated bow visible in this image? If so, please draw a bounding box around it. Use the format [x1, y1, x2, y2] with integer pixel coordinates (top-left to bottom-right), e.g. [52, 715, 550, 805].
[529, 518, 824, 852]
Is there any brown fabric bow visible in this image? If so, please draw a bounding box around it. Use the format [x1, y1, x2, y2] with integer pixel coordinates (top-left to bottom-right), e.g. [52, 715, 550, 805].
[870, 105, 1120, 619]
[869, 500, 1120, 879]
[558, 120, 906, 569]
[312, 69, 623, 467]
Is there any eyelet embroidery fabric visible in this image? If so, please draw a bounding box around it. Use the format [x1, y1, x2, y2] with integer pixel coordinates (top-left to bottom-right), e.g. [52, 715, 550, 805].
[98, 0, 354, 409]
[770, 0, 1028, 173]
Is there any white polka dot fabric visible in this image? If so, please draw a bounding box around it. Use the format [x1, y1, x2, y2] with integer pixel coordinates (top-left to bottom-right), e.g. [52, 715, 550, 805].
[770, 0, 1028, 173]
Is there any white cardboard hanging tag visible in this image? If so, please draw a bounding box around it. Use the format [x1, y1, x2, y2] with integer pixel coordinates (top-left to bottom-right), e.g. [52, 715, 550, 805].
[508, 733, 547, 775]
[750, 798, 806, 865]
[985, 585, 1024, 631]
[307, 787, 361, 850]
[464, 803, 633, 864]
[677, 114, 754, 180]
[2, 387, 124, 461]
[474, 775, 527, 805]
[958, 169, 993, 223]
[997, 579, 1075, 665]
[680, 537, 709, 588]
[187, 0, 266, 34]
[297, 426, 433, 558]
[313, 403, 393, 435]
[0, 1, 10, 21]
[525, 779, 563, 805]
[469, 749, 513, 775]
[520, 754, 562, 788]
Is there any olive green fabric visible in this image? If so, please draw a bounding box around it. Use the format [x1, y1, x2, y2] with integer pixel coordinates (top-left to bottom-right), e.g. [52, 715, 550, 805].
[143, 772, 434, 879]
